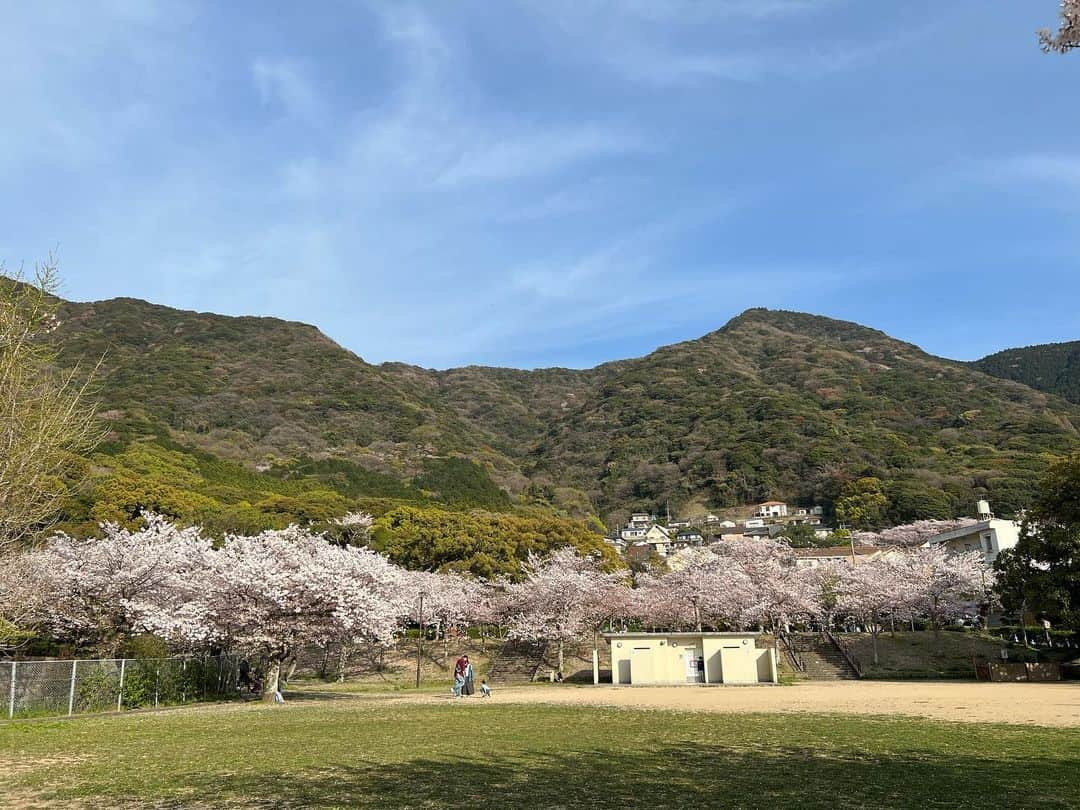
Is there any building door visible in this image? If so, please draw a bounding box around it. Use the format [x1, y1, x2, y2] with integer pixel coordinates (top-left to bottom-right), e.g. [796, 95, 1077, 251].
[630, 647, 653, 684]
[683, 648, 704, 683]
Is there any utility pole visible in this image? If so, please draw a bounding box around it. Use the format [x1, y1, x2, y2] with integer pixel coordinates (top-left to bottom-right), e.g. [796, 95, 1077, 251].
[415, 591, 425, 689]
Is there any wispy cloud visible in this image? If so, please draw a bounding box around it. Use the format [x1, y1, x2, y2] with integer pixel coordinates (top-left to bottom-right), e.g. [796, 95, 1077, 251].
[989, 154, 1080, 188]
[252, 59, 322, 122]
[436, 127, 646, 187]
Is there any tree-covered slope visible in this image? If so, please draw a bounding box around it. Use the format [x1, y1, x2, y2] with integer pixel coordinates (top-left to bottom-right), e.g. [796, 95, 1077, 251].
[972, 341, 1080, 404]
[522, 310, 1080, 521]
[50, 297, 1080, 527]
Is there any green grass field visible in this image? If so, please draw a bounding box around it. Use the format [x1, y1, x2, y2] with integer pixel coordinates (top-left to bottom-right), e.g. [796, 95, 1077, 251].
[2, 693, 1078, 809]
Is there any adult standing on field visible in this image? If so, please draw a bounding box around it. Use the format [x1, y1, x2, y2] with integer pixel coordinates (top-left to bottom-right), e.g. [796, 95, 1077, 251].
[454, 654, 467, 683]
[461, 655, 475, 696]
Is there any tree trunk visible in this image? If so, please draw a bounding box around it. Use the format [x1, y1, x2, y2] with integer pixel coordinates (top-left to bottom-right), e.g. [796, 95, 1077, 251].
[872, 630, 880, 666]
[262, 658, 282, 703]
[337, 645, 349, 682]
[1021, 599, 1030, 647]
[557, 640, 564, 674]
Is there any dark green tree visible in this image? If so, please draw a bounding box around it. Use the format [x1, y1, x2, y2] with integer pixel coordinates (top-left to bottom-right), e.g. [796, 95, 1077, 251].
[994, 453, 1080, 632]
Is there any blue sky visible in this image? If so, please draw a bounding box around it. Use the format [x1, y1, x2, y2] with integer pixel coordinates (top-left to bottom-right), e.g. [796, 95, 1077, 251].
[2, 1, 1077, 368]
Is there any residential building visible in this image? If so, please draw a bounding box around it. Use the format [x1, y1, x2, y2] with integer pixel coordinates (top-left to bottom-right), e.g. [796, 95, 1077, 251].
[754, 501, 789, 518]
[671, 530, 704, 551]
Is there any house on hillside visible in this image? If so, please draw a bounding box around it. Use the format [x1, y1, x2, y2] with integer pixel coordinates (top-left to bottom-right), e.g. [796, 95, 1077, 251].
[792, 545, 890, 568]
[754, 501, 788, 519]
[643, 524, 673, 555]
[925, 501, 1019, 565]
[671, 530, 705, 551]
[605, 535, 627, 553]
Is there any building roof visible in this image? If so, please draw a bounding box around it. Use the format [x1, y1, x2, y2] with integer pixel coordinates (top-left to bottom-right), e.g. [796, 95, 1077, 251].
[927, 520, 996, 545]
[793, 545, 880, 559]
[759, 500, 786, 506]
[602, 631, 761, 639]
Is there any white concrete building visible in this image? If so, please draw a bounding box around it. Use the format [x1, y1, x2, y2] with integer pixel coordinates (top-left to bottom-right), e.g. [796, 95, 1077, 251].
[926, 505, 1020, 565]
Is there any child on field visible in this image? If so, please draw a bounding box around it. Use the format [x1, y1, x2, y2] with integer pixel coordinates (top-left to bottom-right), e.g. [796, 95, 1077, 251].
[452, 673, 465, 698]
[479, 679, 492, 698]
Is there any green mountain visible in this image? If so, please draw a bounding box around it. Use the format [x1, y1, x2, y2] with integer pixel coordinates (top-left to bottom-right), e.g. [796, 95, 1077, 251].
[972, 341, 1080, 405]
[50, 297, 1080, 530]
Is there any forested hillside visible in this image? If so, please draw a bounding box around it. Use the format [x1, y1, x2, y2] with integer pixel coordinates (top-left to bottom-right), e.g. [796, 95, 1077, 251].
[48, 296, 1080, 532]
[973, 341, 1080, 404]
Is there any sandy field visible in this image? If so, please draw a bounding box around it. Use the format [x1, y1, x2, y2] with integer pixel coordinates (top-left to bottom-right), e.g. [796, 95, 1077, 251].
[418, 681, 1080, 727]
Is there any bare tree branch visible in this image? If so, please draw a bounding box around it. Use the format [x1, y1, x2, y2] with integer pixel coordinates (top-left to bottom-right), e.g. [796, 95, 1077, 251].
[0, 253, 103, 554]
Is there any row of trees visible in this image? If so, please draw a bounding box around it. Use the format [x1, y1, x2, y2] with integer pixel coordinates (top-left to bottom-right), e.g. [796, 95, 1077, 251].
[0, 515, 994, 695]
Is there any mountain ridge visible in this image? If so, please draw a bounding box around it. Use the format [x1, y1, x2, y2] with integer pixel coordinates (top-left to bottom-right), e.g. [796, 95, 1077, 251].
[972, 340, 1080, 404]
[44, 290, 1080, 527]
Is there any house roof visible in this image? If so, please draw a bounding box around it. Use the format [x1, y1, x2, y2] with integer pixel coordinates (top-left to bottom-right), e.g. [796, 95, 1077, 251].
[759, 501, 786, 506]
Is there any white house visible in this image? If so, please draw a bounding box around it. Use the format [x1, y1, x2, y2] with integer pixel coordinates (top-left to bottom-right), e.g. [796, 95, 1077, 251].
[755, 501, 789, 518]
[926, 502, 1019, 565]
[643, 524, 673, 556]
[743, 518, 765, 529]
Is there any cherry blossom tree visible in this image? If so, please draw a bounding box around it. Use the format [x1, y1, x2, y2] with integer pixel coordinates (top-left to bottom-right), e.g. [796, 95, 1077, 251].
[635, 540, 818, 633]
[641, 549, 753, 631]
[504, 548, 628, 674]
[836, 558, 912, 664]
[186, 526, 410, 701]
[715, 538, 820, 631]
[0, 551, 50, 651]
[19, 514, 212, 655]
[1040, 0, 1079, 53]
[897, 546, 993, 649]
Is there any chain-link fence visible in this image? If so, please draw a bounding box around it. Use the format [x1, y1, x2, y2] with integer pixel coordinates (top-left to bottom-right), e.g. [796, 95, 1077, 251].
[0, 655, 238, 720]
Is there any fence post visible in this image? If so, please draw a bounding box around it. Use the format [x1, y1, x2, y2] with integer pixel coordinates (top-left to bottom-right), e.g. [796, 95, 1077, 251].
[8, 661, 15, 719]
[67, 660, 77, 717]
[154, 663, 160, 708]
[181, 658, 187, 704]
[116, 658, 127, 712]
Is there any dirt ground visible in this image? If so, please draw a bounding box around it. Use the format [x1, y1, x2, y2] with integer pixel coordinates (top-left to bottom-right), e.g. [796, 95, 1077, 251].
[416, 681, 1080, 727]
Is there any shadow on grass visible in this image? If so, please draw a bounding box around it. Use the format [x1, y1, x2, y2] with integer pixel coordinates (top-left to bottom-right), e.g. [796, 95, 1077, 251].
[159, 742, 1074, 809]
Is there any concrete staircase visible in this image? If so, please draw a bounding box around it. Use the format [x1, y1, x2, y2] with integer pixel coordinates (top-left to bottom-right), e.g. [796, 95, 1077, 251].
[486, 640, 547, 685]
[789, 633, 860, 680]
